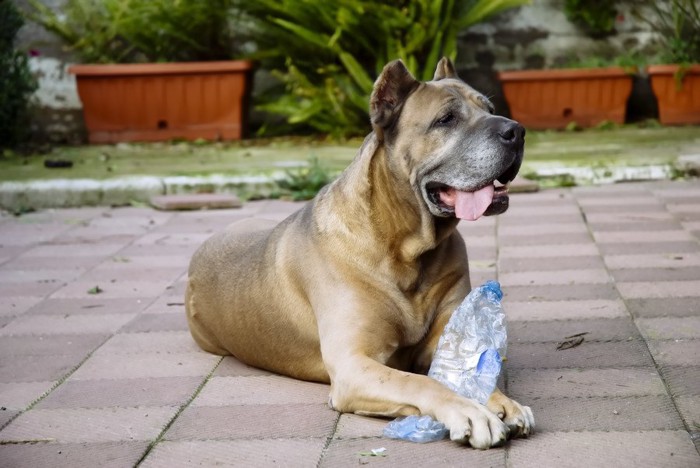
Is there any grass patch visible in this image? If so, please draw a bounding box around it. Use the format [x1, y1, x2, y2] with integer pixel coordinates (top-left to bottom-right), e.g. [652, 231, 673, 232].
[276, 156, 334, 201]
[0, 138, 359, 182]
[522, 172, 577, 188]
[1, 126, 698, 186]
[523, 126, 700, 166]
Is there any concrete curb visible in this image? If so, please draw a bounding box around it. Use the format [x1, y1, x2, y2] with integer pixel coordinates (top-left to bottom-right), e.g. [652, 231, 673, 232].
[0, 177, 162, 211]
[0, 173, 285, 211]
[1, 155, 697, 210]
[677, 154, 700, 176]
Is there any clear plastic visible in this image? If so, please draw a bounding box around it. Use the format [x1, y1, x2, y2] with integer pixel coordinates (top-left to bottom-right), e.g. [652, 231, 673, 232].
[383, 280, 507, 442]
[382, 415, 449, 443]
[427, 280, 507, 405]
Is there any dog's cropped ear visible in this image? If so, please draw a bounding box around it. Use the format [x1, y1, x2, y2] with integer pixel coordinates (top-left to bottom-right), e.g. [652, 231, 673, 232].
[433, 57, 459, 81]
[370, 60, 419, 131]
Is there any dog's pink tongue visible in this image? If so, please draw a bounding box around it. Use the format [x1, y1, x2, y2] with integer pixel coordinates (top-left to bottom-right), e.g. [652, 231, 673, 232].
[454, 185, 495, 221]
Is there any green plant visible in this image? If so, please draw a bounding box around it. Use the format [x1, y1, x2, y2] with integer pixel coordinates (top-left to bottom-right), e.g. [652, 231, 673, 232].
[646, 0, 700, 63]
[0, 0, 38, 150]
[24, 0, 239, 63]
[522, 171, 577, 188]
[277, 156, 334, 200]
[564, 53, 644, 69]
[237, 0, 530, 137]
[594, 119, 619, 131]
[564, 0, 618, 37]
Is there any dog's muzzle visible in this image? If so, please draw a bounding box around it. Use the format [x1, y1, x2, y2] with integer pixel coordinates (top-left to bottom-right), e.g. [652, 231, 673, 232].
[427, 119, 524, 221]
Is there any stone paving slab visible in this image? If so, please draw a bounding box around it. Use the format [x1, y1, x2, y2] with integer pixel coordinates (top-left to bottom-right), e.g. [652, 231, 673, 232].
[0, 406, 178, 444]
[140, 439, 328, 467]
[164, 404, 338, 440]
[0, 441, 149, 468]
[150, 194, 242, 211]
[506, 431, 699, 468]
[0, 180, 698, 466]
[526, 395, 684, 432]
[504, 299, 629, 321]
[35, 377, 204, 410]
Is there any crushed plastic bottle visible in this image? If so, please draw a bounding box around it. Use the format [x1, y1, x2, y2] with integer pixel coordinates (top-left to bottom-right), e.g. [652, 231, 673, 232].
[427, 280, 507, 405]
[383, 280, 507, 443]
[382, 415, 449, 443]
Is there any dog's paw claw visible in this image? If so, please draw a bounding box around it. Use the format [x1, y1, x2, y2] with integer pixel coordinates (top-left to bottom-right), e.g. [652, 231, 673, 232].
[443, 401, 509, 449]
[487, 393, 534, 440]
[449, 428, 469, 443]
[503, 403, 534, 438]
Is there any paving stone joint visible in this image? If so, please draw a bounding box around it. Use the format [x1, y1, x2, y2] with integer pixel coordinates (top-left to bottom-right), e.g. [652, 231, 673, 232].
[0, 180, 698, 466]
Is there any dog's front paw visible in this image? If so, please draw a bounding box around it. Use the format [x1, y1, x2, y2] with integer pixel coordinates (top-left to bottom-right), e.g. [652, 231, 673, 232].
[437, 398, 508, 449]
[486, 391, 535, 438]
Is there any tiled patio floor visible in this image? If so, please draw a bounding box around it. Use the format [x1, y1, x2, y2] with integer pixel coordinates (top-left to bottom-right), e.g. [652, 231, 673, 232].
[0, 180, 699, 467]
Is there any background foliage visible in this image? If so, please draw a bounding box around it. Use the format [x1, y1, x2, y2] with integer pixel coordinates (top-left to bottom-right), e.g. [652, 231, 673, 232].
[1, 0, 38, 150]
[25, 0, 239, 63]
[563, 0, 618, 37]
[647, 0, 700, 64]
[236, 0, 529, 137]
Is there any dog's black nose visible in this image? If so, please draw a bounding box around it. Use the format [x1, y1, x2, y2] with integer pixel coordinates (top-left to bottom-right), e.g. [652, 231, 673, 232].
[497, 120, 525, 146]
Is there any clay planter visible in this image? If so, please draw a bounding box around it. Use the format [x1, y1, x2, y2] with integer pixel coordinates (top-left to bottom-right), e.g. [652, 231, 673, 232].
[498, 67, 634, 129]
[648, 64, 700, 125]
[69, 60, 253, 143]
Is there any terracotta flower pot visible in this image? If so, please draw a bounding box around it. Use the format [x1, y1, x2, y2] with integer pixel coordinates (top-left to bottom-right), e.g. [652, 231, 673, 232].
[69, 60, 254, 143]
[498, 67, 634, 129]
[648, 64, 700, 125]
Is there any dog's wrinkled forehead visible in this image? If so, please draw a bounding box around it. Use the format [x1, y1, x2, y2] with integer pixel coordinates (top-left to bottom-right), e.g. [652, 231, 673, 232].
[405, 79, 495, 125]
[369, 59, 495, 140]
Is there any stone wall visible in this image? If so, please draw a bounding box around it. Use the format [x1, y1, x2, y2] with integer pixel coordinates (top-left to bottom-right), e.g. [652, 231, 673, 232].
[461, 0, 660, 71]
[15, 0, 85, 144]
[456, 0, 663, 119]
[14, 0, 666, 143]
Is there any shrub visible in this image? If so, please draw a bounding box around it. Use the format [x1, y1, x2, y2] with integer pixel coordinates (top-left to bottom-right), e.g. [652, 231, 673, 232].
[277, 157, 334, 200]
[650, 0, 700, 64]
[24, 0, 239, 63]
[564, 0, 618, 37]
[237, 0, 529, 137]
[0, 0, 38, 150]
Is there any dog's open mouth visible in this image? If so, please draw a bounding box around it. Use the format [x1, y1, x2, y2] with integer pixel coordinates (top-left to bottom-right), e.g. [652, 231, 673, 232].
[427, 180, 510, 221]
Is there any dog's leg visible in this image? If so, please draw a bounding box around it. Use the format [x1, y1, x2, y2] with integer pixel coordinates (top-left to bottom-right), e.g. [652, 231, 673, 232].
[410, 309, 453, 374]
[486, 387, 535, 438]
[328, 355, 508, 449]
[316, 291, 505, 448]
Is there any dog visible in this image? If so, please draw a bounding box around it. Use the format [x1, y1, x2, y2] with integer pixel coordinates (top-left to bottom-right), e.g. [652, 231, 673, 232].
[186, 57, 534, 449]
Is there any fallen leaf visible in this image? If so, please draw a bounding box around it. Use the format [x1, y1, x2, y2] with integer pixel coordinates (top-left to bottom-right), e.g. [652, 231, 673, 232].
[87, 286, 103, 295]
[556, 332, 589, 350]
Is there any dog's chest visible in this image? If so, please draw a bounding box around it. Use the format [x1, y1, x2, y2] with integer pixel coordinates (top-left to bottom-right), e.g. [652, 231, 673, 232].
[395, 280, 445, 344]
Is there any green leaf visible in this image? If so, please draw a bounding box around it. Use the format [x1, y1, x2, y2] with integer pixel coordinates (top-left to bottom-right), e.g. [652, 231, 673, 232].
[459, 0, 530, 29]
[272, 18, 333, 50]
[237, 0, 528, 137]
[338, 52, 374, 92]
[423, 30, 445, 81]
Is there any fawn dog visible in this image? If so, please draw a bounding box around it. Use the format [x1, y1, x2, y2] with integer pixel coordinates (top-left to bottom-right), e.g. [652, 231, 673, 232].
[186, 58, 534, 448]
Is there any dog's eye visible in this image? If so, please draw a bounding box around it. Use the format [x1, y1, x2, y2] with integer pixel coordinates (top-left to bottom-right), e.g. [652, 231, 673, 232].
[435, 112, 455, 126]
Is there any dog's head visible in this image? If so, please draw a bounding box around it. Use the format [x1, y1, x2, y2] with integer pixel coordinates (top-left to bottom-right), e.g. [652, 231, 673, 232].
[370, 58, 524, 221]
